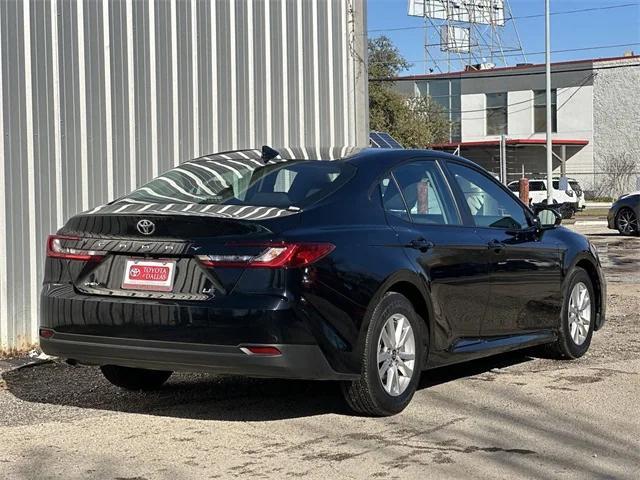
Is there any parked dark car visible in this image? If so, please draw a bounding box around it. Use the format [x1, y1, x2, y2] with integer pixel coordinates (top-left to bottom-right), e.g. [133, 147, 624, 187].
[40, 147, 606, 416]
[607, 191, 640, 235]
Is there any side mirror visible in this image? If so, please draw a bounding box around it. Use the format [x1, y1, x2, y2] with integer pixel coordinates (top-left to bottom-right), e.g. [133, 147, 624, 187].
[536, 207, 562, 228]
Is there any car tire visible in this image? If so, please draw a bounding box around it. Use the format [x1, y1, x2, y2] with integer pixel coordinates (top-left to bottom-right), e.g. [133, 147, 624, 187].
[341, 292, 425, 416]
[545, 268, 595, 359]
[615, 208, 638, 236]
[100, 365, 172, 391]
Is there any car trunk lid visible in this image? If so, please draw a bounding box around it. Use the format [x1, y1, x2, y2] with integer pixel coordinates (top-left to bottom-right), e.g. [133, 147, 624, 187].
[55, 203, 300, 299]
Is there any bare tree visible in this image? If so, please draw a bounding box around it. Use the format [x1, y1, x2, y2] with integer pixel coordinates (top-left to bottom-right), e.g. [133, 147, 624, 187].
[593, 152, 640, 199]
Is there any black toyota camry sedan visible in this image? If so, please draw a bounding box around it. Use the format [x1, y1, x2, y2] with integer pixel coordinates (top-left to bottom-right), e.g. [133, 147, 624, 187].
[40, 147, 606, 416]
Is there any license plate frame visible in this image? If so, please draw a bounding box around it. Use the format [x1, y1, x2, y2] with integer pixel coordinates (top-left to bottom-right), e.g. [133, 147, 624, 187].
[121, 258, 176, 292]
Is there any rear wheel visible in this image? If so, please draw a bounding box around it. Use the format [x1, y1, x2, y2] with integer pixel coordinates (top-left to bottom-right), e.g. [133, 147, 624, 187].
[616, 208, 638, 235]
[100, 365, 172, 391]
[545, 268, 595, 359]
[341, 292, 424, 416]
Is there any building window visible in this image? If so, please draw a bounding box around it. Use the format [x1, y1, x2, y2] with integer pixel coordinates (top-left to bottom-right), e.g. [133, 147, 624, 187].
[534, 89, 557, 133]
[416, 79, 461, 142]
[486, 92, 508, 135]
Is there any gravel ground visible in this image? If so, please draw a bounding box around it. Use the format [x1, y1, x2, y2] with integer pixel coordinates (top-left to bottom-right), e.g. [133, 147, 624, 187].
[0, 223, 638, 479]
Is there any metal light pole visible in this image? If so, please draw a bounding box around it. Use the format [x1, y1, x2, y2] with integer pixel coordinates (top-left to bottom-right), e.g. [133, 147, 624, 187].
[545, 0, 553, 203]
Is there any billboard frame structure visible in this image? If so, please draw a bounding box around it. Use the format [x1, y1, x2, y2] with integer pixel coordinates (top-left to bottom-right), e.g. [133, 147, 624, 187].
[408, 0, 526, 73]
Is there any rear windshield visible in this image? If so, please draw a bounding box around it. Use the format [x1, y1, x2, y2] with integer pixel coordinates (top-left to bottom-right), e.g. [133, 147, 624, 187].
[118, 159, 355, 208]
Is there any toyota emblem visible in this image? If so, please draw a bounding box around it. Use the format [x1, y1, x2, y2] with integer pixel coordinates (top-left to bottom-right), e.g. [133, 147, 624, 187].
[136, 219, 156, 235]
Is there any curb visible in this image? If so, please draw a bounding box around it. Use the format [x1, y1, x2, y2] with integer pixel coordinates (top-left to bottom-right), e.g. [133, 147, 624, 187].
[574, 220, 608, 226]
[0, 356, 55, 375]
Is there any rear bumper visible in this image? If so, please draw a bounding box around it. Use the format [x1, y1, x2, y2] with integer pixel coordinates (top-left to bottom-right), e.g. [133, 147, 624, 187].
[40, 283, 361, 379]
[40, 332, 357, 381]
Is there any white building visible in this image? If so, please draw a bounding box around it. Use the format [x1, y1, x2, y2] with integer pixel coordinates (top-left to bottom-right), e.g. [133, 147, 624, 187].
[393, 55, 640, 192]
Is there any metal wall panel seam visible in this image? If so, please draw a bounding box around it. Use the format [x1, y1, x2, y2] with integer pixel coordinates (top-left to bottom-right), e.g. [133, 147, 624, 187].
[170, 0, 179, 166]
[280, 0, 289, 145]
[347, 0, 355, 145]
[210, 0, 218, 154]
[0, 6, 7, 350]
[126, 0, 136, 190]
[190, 0, 198, 156]
[76, 0, 89, 209]
[296, 0, 304, 145]
[327, 0, 335, 147]
[229, 1, 237, 149]
[354, 0, 368, 145]
[340, 0, 349, 145]
[102, 0, 114, 199]
[22, 0, 38, 341]
[264, 0, 271, 144]
[311, 0, 320, 148]
[148, 0, 158, 177]
[51, 0, 63, 227]
[247, 0, 254, 147]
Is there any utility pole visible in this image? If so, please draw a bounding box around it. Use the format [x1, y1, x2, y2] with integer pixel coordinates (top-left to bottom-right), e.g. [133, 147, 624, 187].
[545, 0, 553, 203]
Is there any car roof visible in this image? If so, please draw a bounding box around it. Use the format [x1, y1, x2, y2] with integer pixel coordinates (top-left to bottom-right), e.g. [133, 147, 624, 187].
[189, 147, 483, 171]
[343, 147, 483, 169]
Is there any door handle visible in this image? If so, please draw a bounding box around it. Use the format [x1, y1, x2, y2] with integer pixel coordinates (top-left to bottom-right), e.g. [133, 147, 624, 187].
[487, 239, 505, 252]
[407, 238, 435, 252]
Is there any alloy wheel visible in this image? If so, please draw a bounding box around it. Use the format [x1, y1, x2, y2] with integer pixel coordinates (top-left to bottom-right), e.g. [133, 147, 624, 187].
[617, 209, 638, 235]
[568, 282, 591, 346]
[377, 313, 416, 396]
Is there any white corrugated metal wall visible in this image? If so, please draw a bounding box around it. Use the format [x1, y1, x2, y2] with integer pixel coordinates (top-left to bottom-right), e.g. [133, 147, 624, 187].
[0, 0, 368, 353]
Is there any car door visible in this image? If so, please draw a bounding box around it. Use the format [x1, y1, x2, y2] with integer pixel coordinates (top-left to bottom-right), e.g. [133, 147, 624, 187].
[445, 161, 562, 336]
[379, 159, 491, 358]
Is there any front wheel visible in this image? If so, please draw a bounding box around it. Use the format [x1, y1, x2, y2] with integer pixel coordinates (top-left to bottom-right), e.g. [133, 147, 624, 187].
[341, 292, 424, 416]
[100, 365, 172, 391]
[546, 268, 595, 359]
[616, 208, 638, 235]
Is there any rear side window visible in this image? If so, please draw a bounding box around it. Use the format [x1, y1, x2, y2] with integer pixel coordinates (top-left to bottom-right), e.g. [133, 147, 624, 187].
[530, 181, 545, 192]
[384, 160, 461, 225]
[118, 160, 355, 209]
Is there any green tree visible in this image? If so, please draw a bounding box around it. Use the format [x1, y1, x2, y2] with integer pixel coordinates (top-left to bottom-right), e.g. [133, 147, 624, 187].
[368, 36, 450, 148]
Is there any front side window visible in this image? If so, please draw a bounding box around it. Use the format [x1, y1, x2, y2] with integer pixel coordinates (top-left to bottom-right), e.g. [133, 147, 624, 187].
[486, 92, 508, 135]
[534, 89, 557, 133]
[118, 160, 355, 209]
[448, 162, 529, 230]
[390, 161, 461, 225]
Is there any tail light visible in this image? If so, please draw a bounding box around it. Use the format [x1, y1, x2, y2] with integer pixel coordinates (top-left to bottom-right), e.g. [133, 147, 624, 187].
[47, 235, 106, 261]
[39, 328, 55, 338]
[197, 242, 335, 269]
